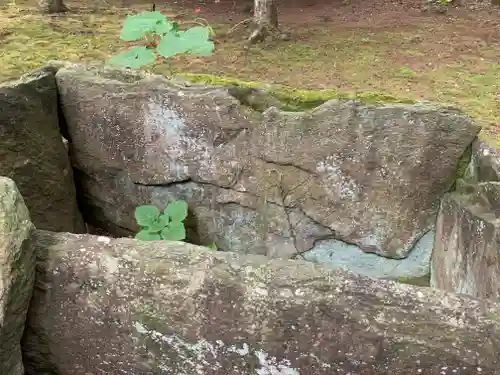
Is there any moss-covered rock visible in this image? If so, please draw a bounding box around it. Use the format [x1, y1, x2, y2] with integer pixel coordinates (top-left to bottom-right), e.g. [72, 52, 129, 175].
[178, 73, 417, 112]
[395, 274, 431, 287]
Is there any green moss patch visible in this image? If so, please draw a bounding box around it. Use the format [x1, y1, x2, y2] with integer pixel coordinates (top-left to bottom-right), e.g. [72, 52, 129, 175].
[179, 73, 417, 112]
[394, 274, 431, 287]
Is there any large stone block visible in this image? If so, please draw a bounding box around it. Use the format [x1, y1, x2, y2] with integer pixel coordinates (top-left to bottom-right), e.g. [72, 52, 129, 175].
[0, 67, 85, 233]
[54, 64, 480, 260]
[464, 138, 500, 183]
[22, 230, 500, 375]
[431, 181, 500, 299]
[0, 177, 36, 375]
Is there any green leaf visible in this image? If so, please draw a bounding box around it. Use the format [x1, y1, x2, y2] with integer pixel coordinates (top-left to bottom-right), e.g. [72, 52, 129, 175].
[171, 22, 180, 33]
[156, 33, 189, 57]
[106, 46, 157, 69]
[134, 205, 160, 227]
[207, 243, 218, 250]
[164, 200, 188, 222]
[136, 229, 162, 241]
[146, 213, 170, 232]
[154, 21, 174, 35]
[156, 26, 213, 58]
[119, 11, 168, 41]
[183, 26, 210, 43]
[190, 41, 215, 57]
[161, 221, 186, 241]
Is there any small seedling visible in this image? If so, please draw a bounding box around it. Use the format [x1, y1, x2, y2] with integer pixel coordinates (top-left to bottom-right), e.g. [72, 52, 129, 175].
[107, 10, 215, 69]
[207, 243, 218, 250]
[398, 66, 416, 77]
[135, 200, 188, 241]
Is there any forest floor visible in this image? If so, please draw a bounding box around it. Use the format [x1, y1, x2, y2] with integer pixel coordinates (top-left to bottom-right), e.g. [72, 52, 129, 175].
[1, 0, 499, 142]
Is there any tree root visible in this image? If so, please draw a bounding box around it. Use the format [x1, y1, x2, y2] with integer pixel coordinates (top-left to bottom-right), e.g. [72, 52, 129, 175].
[227, 18, 253, 35]
[247, 23, 290, 44]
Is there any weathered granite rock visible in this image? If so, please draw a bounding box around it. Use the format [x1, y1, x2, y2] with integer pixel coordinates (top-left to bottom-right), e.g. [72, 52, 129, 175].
[254, 102, 480, 259]
[0, 177, 36, 375]
[303, 230, 434, 285]
[431, 181, 500, 299]
[54, 64, 480, 260]
[0, 67, 85, 233]
[22, 230, 500, 375]
[463, 139, 500, 183]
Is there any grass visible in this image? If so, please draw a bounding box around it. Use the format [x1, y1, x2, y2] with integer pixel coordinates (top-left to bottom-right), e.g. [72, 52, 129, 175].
[1, 3, 499, 144]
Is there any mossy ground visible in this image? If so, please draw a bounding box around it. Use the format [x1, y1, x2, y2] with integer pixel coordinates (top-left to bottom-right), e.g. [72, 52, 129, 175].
[1, 0, 500, 143]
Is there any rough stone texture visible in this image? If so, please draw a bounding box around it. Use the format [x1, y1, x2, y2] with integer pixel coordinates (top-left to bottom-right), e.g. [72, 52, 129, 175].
[56, 64, 479, 258]
[254, 102, 479, 259]
[22, 230, 500, 375]
[0, 67, 85, 233]
[431, 181, 500, 300]
[303, 230, 434, 285]
[54, 64, 480, 260]
[0, 177, 36, 375]
[464, 139, 500, 182]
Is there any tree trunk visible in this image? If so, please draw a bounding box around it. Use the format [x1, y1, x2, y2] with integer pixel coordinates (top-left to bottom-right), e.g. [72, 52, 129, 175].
[38, 0, 68, 13]
[248, 0, 279, 43]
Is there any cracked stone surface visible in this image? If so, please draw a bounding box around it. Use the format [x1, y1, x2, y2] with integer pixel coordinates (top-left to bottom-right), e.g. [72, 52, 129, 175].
[21, 230, 500, 375]
[304, 230, 435, 283]
[431, 181, 500, 299]
[463, 138, 500, 183]
[55, 64, 480, 260]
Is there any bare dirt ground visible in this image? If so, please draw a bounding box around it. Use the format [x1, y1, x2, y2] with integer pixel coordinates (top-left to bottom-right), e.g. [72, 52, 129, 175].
[1, 0, 499, 140]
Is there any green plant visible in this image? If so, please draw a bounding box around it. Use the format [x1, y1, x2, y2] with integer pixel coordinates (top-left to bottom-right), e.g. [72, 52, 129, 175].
[398, 66, 416, 77]
[107, 10, 214, 69]
[207, 243, 218, 250]
[135, 200, 188, 241]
